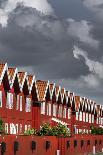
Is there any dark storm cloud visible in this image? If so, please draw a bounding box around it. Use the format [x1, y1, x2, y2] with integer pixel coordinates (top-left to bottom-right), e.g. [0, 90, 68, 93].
[0, 0, 103, 104]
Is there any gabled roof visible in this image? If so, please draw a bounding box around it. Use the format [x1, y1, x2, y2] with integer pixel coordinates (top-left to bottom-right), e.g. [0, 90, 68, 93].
[49, 83, 55, 99]
[27, 75, 36, 94]
[8, 67, 18, 88]
[18, 72, 27, 91]
[75, 96, 80, 111]
[0, 63, 8, 84]
[55, 85, 61, 101]
[61, 88, 65, 103]
[36, 80, 49, 101]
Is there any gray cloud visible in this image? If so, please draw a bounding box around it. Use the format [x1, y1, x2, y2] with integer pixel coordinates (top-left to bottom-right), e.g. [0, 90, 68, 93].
[0, 0, 103, 104]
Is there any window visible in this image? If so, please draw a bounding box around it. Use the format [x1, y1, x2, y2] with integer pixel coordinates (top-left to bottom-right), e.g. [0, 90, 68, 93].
[83, 112, 85, 122]
[68, 108, 71, 119]
[79, 112, 82, 121]
[76, 112, 79, 120]
[16, 95, 19, 110]
[28, 125, 31, 130]
[86, 113, 88, 122]
[96, 117, 99, 124]
[20, 96, 22, 111]
[19, 124, 22, 134]
[41, 102, 45, 114]
[6, 92, 13, 109]
[10, 123, 16, 134]
[92, 115, 94, 123]
[0, 91, 2, 107]
[63, 107, 66, 118]
[53, 104, 57, 117]
[99, 117, 101, 125]
[58, 105, 62, 118]
[47, 103, 51, 116]
[48, 103, 51, 116]
[15, 124, 18, 134]
[25, 125, 28, 131]
[25, 97, 31, 112]
[5, 123, 8, 134]
[89, 114, 91, 123]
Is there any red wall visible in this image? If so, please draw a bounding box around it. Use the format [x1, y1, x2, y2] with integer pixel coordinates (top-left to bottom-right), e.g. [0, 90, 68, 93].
[0, 135, 102, 155]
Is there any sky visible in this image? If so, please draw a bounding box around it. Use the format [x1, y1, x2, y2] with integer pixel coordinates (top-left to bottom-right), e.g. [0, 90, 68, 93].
[0, 0, 103, 104]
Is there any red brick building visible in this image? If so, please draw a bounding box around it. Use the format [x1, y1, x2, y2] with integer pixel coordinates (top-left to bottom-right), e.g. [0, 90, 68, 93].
[0, 63, 102, 135]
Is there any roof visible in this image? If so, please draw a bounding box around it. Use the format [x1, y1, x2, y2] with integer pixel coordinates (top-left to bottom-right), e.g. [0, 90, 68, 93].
[8, 67, 18, 88]
[18, 72, 27, 91]
[0, 63, 8, 84]
[27, 75, 35, 93]
[36, 80, 49, 101]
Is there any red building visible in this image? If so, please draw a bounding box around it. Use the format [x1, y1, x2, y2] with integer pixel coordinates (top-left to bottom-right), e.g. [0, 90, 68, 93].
[0, 63, 102, 135]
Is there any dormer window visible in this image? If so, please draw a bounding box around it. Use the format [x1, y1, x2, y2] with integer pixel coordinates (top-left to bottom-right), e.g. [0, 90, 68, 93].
[0, 91, 2, 107]
[6, 92, 13, 109]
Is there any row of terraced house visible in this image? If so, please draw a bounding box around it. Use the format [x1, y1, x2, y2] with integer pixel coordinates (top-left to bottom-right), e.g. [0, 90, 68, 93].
[0, 63, 102, 135]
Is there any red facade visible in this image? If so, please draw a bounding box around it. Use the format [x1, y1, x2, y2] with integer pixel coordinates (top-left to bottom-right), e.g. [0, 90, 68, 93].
[0, 63, 102, 136]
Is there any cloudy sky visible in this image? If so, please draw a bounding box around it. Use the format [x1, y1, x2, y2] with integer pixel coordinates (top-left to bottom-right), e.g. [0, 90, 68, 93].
[0, 0, 103, 104]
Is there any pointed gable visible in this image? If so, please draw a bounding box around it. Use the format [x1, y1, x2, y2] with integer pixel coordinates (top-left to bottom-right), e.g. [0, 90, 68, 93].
[36, 80, 49, 101]
[18, 72, 27, 92]
[0, 63, 8, 84]
[8, 67, 18, 89]
[27, 75, 35, 94]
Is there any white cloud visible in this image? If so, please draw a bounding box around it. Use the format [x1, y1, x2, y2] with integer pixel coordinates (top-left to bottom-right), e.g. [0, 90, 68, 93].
[67, 19, 99, 48]
[81, 74, 100, 88]
[0, 0, 54, 27]
[73, 45, 103, 79]
[73, 45, 103, 88]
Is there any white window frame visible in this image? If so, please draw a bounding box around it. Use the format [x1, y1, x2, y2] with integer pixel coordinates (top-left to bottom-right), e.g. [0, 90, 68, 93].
[68, 108, 71, 119]
[10, 123, 16, 134]
[19, 124, 22, 134]
[20, 96, 22, 111]
[63, 107, 66, 118]
[89, 114, 91, 123]
[6, 92, 13, 109]
[86, 113, 88, 122]
[53, 104, 57, 117]
[25, 97, 31, 112]
[76, 112, 79, 120]
[41, 102, 45, 114]
[79, 111, 82, 121]
[83, 112, 85, 122]
[5, 123, 8, 134]
[92, 115, 94, 123]
[0, 91, 2, 107]
[16, 95, 19, 110]
[58, 105, 62, 118]
[15, 124, 18, 134]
